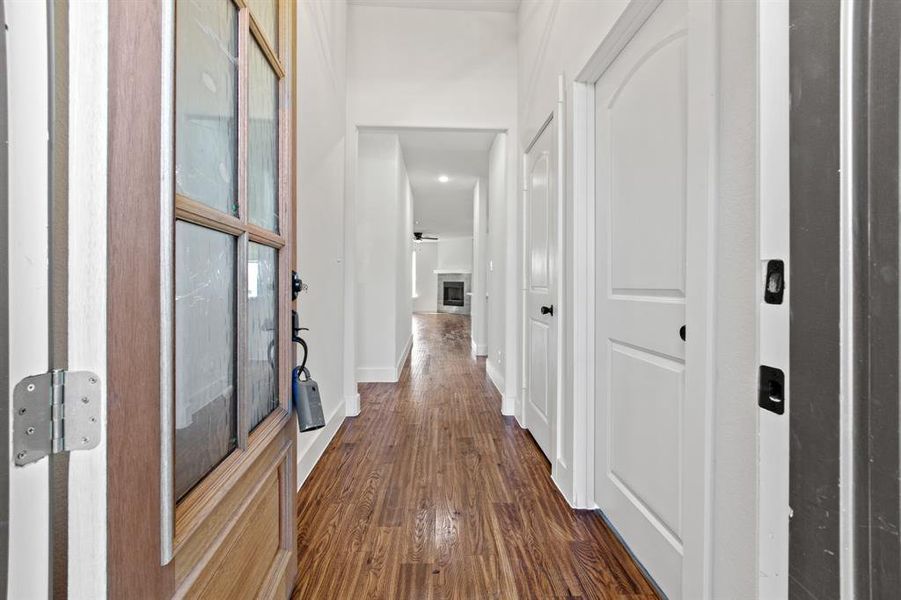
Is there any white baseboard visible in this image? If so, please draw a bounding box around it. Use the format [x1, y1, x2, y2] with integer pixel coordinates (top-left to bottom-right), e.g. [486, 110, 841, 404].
[345, 392, 361, 417]
[471, 339, 487, 356]
[356, 335, 414, 383]
[356, 366, 396, 383]
[296, 402, 344, 490]
[486, 358, 505, 394]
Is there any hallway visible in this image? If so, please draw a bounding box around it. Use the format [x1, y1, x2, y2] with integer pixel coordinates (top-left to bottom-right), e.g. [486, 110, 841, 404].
[294, 314, 658, 598]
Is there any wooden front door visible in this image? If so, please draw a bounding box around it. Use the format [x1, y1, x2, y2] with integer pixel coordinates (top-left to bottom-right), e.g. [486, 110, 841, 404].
[108, 1, 297, 597]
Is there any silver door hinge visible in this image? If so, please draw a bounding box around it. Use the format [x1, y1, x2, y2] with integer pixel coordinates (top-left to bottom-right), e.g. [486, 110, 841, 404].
[13, 370, 101, 466]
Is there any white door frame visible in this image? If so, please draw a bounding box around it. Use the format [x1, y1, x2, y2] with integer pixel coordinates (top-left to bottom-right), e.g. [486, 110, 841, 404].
[520, 92, 565, 480]
[570, 0, 717, 596]
[756, 0, 790, 597]
[5, 2, 108, 596]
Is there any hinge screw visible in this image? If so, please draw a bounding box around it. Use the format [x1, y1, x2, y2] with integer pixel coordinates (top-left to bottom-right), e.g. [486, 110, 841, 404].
[25, 427, 35, 436]
[81, 437, 89, 445]
[26, 383, 35, 392]
[16, 451, 26, 460]
[81, 396, 90, 404]
[17, 407, 25, 415]
[89, 377, 97, 385]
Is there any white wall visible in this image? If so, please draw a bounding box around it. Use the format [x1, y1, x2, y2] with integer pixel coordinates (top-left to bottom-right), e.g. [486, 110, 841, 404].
[471, 179, 488, 354]
[486, 133, 508, 399]
[517, 0, 759, 595]
[355, 132, 412, 382]
[295, 0, 349, 484]
[413, 242, 438, 313]
[395, 165, 414, 373]
[344, 3, 519, 405]
[436, 236, 473, 272]
[712, 2, 758, 595]
[347, 5, 517, 129]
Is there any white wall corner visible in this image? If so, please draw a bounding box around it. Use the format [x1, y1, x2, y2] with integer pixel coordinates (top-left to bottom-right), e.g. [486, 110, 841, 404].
[552, 464, 575, 507]
[513, 397, 525, 429]
[395, 333, 413, 379]
[345, 392, 361, 417]
[296, 403, 345, 490]
[486, 358, 505, 395]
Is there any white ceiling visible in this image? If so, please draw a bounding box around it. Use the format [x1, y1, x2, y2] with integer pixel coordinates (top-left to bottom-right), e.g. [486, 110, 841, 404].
[395, 129, 497, 238]
[348, 0, 520, 13]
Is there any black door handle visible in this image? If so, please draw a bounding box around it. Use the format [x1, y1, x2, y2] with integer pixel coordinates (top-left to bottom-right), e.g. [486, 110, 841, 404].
[679, 325, 686, 341]
[540, 305, 554, 316]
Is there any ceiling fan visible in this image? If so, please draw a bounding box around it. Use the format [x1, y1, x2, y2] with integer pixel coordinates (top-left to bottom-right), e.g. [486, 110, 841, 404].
[413, 232, 438, 241]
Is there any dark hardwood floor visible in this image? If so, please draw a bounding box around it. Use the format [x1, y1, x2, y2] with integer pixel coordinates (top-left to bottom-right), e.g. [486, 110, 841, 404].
[294, 313, 658, 599]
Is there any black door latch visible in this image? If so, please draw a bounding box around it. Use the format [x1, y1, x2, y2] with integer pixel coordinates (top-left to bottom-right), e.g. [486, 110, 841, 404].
[540, 305, 554, 316]
[758, 365, 785, 415]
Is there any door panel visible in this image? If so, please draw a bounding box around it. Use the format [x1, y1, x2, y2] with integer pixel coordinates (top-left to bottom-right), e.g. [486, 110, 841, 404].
[594, 1, 711, 597]
[524, 120, 557, 462]
[529, 321, 549, 415]
[609, 33, 686, 295]
[608, 342, 683, 538]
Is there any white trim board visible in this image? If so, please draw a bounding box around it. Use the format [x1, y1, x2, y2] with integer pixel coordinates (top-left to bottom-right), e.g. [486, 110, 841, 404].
[296, 402, 345, 490]
[355, 333, 413, 383]
[67, 1, 109, 594]
[356, 366, 398, 383]
[756, 0, 790, 597]
[7, 2, 51, 594]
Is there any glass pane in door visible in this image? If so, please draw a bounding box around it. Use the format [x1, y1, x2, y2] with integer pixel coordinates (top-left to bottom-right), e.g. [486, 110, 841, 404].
[174, 221, 238, 499]
[248, 0, 278, 51]
[248, 39, 279, 231]
[175, 0, 239, 216]
[248, 243, 279, 429]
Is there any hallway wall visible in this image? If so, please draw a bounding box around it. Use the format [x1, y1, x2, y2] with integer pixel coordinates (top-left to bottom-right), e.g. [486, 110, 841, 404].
[471, 179, 488, 355]
[436, 237, 473, 272]
[355, 132, 413, 383]
[413, 241, 438, 313]
[486, 133, 507, 394]
[295, 0, 349, 485]
[344, 2, 519, 408]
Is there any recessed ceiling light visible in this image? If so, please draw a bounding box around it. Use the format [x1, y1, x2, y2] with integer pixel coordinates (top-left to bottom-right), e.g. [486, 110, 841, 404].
[438, 175, 449, 183]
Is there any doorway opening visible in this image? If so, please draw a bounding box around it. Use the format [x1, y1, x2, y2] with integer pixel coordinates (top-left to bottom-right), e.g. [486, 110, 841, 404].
[350, 127, 505, 385]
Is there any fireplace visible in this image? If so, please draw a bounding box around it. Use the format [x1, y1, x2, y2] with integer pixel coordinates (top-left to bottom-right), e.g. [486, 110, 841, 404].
[442, 281, 465, 307]
[435, 272, 471, 315]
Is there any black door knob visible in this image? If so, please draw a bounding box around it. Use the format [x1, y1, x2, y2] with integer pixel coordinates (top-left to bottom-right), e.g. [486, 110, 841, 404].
[679, 325, 686, 341]
[540, 305, 554, 316]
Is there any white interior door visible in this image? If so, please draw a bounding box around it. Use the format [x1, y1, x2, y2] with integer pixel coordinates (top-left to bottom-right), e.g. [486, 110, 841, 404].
[524, 119, 557, 462]
[593, 1, 713, 597]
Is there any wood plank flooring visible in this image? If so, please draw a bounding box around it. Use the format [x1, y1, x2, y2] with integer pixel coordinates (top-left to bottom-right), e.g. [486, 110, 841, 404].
[294, 313, 658, 599]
